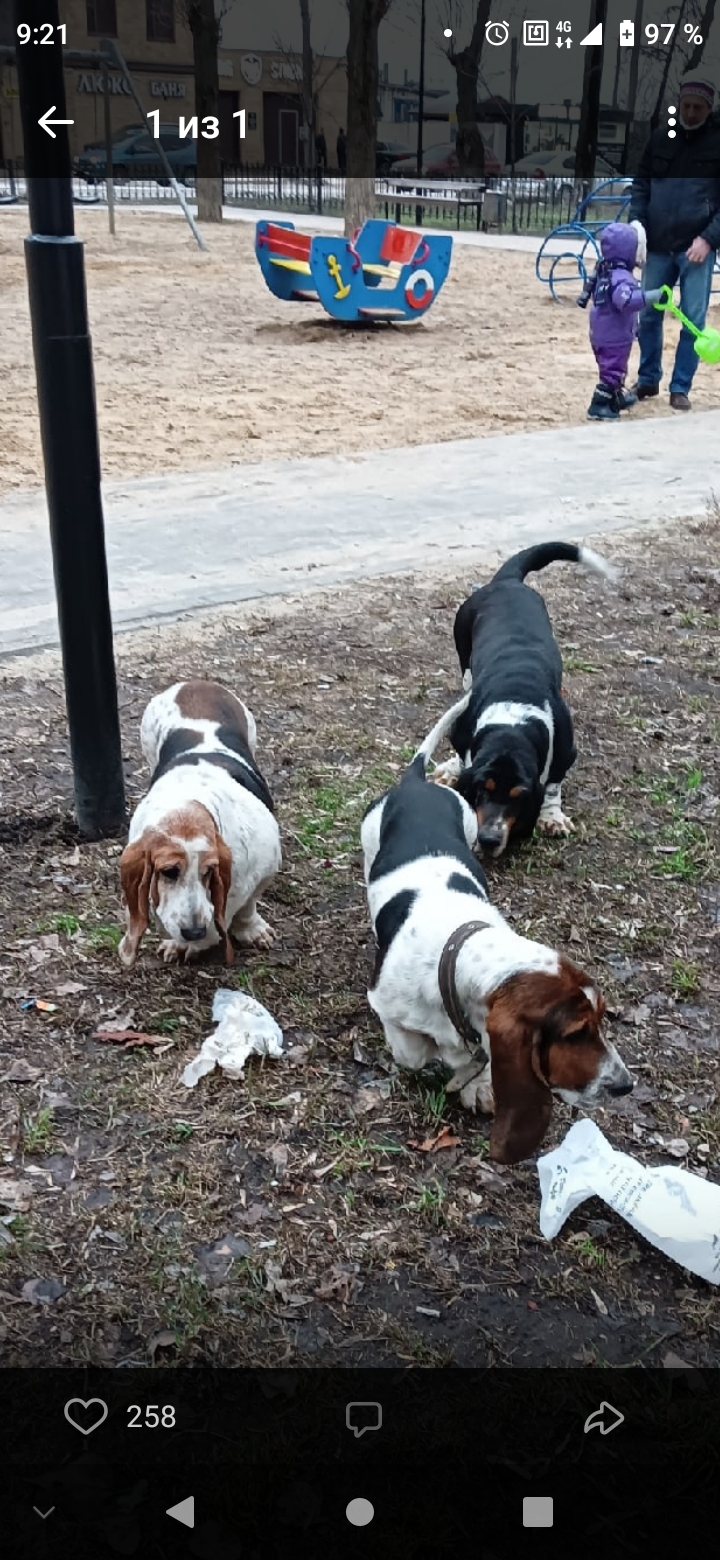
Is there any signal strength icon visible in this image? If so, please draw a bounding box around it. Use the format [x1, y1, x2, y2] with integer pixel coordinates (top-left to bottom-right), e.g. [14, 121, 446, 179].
[580, 22, 603, 45]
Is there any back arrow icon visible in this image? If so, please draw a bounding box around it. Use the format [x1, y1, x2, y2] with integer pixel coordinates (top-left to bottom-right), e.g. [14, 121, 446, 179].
[33, 1507, 55, 1519]
[38, 106, 74, 138]
[584, 1401, 624, 1435]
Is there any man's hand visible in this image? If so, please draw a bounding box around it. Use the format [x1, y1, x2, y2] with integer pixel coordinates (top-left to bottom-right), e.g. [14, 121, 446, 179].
[686, 236, 712, 263]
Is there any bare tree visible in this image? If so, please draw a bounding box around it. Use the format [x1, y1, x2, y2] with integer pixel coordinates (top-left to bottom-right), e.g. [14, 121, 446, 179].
[299, 0, 315, 169]
[685, 0, 716, 68]
[176, 0, 222, 221]
[650, 0, 690, 126]
[345, 0, 392, 235]
[445, 0, 493, 173]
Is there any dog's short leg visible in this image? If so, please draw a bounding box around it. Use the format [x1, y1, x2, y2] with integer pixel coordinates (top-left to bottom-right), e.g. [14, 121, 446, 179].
[538, 782, 573, 836]
[462, 668, 473, 692]
[382, 1021, 439, 1072]
[231, 898, 275, 949]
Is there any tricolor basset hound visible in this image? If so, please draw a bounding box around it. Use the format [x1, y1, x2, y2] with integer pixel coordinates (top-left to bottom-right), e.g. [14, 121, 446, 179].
[429, 541, 616, 856]
[361, 738, 632, 1164]
[118, 680, 281, 968]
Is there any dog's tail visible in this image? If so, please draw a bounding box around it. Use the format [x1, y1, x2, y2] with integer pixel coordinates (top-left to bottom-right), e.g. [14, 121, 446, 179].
[491, 541, 618, 586]
[409, 691, 471, 778]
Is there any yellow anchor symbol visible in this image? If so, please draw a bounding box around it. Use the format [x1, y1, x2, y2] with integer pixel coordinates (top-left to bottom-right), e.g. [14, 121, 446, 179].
[327, 253, 351, 300]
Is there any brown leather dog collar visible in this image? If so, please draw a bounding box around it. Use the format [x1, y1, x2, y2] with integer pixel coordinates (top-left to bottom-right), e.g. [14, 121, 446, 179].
[438, 920, 490, 1056]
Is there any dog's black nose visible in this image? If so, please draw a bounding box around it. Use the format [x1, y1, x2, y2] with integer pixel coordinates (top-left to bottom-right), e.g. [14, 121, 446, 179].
[607, 1079, 633, 1097]
[478, 831, 504, 851]
[180, 925, 206, 942]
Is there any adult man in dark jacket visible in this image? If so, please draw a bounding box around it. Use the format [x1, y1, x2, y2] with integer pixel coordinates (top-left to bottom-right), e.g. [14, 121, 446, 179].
[628, 74, 720, 410]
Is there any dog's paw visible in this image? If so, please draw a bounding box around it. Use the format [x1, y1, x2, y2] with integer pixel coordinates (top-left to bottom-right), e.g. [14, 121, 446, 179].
[462, 669, 473, 692]
[430, 755, 463, 789]
[158, 939, 185, 964]
[234, 914, 276, 950]
[537, 809, 574, 837]
[459, 1074, 494, 1114]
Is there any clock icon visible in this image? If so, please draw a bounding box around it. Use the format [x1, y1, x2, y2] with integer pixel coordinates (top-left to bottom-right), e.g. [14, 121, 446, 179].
[485, 19, 510, 45]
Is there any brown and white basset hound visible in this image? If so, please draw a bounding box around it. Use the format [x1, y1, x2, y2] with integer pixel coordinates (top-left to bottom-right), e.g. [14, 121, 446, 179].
[118, 680, 281, 967]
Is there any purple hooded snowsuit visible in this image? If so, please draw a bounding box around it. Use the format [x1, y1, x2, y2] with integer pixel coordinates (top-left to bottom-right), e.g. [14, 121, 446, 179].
[586, 223, 647, 388]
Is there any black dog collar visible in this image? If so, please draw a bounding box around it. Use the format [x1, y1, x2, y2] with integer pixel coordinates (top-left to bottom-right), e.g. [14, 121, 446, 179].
[438, 921, 490, 1057]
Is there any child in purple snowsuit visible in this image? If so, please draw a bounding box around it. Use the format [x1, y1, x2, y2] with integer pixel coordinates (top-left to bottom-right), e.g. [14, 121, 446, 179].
[578, 221, 664, 421]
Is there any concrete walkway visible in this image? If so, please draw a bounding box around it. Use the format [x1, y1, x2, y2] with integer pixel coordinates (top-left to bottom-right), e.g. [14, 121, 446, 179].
[2, 408, 717, 657]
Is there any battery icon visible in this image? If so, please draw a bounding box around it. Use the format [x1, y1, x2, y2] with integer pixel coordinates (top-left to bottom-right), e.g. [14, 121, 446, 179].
[619, 19, 635, 44]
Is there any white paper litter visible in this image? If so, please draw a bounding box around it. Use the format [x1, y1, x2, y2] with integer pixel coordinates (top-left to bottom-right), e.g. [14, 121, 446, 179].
[538, 1118, 720, 1285]
[181, 989, 284, 1089]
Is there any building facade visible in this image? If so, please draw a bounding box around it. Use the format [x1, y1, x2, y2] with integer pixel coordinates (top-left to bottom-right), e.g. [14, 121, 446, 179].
[0, 0, 346, 167]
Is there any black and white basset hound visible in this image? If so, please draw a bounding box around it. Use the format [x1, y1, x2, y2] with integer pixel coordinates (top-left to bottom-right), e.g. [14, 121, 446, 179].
[361, 743, 632, 1164]
[431, 541, 616, 855]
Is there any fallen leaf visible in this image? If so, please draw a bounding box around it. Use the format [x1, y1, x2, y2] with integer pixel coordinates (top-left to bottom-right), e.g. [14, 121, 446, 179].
[236, 1201, 276, 1227]
[663, 1351, 693, 1370]
[0, 1177, 33, 1211]
[94, 1028, 169, 1049]
[590, 1287, 608, 1317]
[147, 1329, 176, 1358]
[54, 981, 87, 997]
[410, 1125, 462, 1153]
[666, 1138, 690, 1158]
[21, 1276, 65, 1305]
[0, 1058, 43, 1083]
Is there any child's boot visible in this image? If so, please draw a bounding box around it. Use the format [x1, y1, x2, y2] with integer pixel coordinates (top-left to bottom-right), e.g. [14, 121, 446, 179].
[587, 383, 620, 421]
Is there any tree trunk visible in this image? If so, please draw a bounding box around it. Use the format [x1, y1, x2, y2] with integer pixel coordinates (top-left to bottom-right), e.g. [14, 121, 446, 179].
[448, 0, 493, 175]
[651, 0, 689, 127]
[686, 0, 716, 69]
[344, 0, 390, 235]
[186, 0, 222, 222]
[299, 0, 314, 172]
[576, 0, 609, 175]
[344, 177, 376, 234]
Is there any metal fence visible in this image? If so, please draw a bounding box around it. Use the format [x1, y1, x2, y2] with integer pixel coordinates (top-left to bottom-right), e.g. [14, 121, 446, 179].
[0, 159, 582, 235]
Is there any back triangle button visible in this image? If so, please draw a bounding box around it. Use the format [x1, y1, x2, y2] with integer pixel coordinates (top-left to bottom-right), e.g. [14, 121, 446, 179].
[166, 1496, 194, 1528]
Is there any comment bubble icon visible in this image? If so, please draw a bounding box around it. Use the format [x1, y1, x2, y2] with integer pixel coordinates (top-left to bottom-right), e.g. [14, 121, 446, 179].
[345, 1402, 382, 1438]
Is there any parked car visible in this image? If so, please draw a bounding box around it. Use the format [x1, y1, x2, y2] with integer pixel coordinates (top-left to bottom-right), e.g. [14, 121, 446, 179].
[507, 149, 628, 198]
[75, 125, 197, 184]
[376, 140, 413, 174]
[388, 139, 502, 178]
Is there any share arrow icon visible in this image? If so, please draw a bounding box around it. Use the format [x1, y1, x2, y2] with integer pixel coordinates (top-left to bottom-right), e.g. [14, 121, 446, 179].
[584, 1401, 624, 1436]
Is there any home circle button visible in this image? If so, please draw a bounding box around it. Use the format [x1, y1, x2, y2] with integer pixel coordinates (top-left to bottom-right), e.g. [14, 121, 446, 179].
[346, 1498, 374, 1526]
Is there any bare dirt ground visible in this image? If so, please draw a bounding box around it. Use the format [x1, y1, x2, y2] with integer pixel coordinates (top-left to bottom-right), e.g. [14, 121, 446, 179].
[1, 207, 719, 496]
[0, 519, 718, 1368]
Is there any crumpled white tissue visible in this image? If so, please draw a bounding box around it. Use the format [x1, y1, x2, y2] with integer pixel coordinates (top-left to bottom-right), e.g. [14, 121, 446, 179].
[538, 1117, 720, 1285]
[181, 988, 284, 1088]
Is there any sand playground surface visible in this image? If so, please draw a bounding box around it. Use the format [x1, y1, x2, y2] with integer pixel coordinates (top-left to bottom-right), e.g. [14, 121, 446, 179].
[1, 206, 719, 497]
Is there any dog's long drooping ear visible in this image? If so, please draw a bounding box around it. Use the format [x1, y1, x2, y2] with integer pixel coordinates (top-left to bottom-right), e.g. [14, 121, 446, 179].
[210, 835, 234, 965]
[485, 989, 553, 1164]
[118, 836, 153, 968]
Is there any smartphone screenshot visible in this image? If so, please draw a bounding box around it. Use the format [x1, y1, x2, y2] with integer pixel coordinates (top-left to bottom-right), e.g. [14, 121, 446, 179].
[0, 0, 719, 1554]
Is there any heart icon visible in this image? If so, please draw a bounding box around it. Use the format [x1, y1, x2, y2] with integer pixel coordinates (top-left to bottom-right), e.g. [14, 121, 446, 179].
[64, 1397, 109, 1436]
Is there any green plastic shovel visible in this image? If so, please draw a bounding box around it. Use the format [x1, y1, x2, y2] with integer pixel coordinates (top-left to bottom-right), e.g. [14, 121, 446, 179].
[653, 283, 720, 364]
